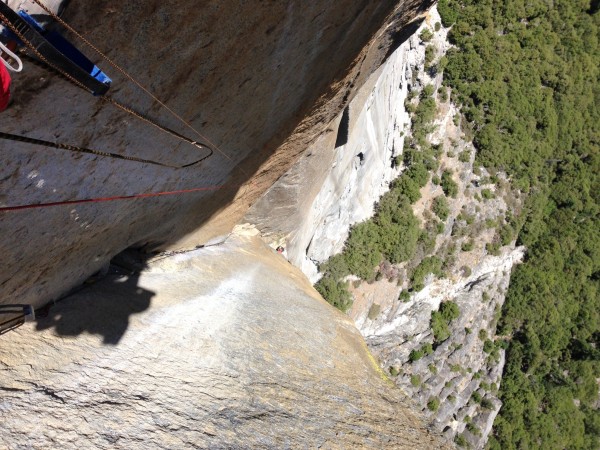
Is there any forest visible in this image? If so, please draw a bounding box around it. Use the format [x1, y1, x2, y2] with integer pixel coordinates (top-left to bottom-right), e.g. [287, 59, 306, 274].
[317, 0, 598, 447]
[438, 0, 599, 447]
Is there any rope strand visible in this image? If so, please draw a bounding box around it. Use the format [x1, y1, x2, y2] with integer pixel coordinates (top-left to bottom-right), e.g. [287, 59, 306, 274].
[31, 0, 235, 165]
[0, 9, 212, 167]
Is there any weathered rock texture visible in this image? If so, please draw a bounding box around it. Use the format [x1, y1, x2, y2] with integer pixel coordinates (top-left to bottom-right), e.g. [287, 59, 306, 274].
[0, 0, 433, 308]
[0, 232, 447, 449]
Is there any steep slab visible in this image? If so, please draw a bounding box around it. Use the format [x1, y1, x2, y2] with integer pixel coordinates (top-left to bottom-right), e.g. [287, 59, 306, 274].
[0, 233, 447, 448]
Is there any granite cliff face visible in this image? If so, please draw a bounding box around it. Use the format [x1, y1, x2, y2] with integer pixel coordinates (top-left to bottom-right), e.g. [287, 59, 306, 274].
[0, 0, 433, 309]
[0, 1, 450, 448]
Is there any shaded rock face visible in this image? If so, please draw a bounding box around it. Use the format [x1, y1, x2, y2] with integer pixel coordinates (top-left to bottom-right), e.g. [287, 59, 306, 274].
[245, 35, 412, 281]
[0, 233, 447, 449]
[0, 0, 433, 308]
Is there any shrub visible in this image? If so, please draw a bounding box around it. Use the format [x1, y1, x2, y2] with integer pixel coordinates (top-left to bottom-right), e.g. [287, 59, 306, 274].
[440, 300, 460, 321]
[441, 170, 459, 198]
[431, 320, 450, 343]
[410, 374, 421, 386]
[481, 188, 494, 200]
[432, 196, 450, 220]
[411, 256, 443, 291]
[431, 301, 460, 343]
[455, 434, 468, 447]
[483, 339, 495, 353]
[466, 422, 482, 436]
[367, 303, 381, 320]
[478, 329, 487, 341]
[409, 349, 424, 362]
[422, 342, 434, 355]
[427, 397, 440, 411]
[315, 276, 352, 311]
[424, 45, 436, 68]
[399, 290, 411, 302]
[422, 84, 435, 98]
[420, 28, 433, 42]
[486, 242, 501, 256]
[481, 398, 494, 410]
[389, 366, 400, 377]
[461, 240, 474, 252]
[428, 363, 438, 374]
[461, 265, 472, 277]
[458, 150, 471, 163]
[471, 391, 482, 403]
[438, 86, 448, 102]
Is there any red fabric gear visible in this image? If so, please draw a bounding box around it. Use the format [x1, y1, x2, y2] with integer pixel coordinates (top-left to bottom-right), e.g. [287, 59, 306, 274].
[0, 61, 11, 111]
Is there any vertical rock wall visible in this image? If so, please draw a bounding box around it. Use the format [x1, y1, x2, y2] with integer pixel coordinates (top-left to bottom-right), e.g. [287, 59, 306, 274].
[0, 0, 434, 308]
[245, 29, 427, 281]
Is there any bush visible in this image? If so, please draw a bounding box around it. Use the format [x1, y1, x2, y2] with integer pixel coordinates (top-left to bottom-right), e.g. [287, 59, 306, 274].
[389, 366, 400, 377]
[441, 170, 459, 198]
[410, 374, 421, 386]
[427, 397, 440, 411]
[481, 398, 494, 410]
[483, 339, 495, 353]
[471, 391, 482, 403]
[409, 343, 433, 362]
[315, 276, 352, 312]
[440, 300, 460, 321]
[478, 329, 487, 341]
[455, 434, 468, 447]
[367, 303, 381, 320]
[431, 301, 460, 343]
[411, 256, 443, 291]
[461, 240, 474, 252]
[424, 45, 436, 68]
[458, 150, 471, 163]
[466, 422, 482, 436]
[420, 28, 433, 42]
[409, 349, 423, 362]
[481, 188, 494, 200]
[438, 86, 448, 102]
[399, 290, 411, 302]
[432, 196, 450, 220]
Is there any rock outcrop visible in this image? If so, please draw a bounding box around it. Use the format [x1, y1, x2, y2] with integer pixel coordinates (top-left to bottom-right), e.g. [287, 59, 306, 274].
[0, 232, 447, 449]
[0, 0, 433, 309]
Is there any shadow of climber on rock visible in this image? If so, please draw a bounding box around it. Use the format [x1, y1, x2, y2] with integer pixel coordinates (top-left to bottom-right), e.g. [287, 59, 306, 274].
[35, 272, 153, 345]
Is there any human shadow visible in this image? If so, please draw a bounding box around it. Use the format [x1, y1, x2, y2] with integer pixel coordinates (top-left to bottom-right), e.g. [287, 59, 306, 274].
[35, 268, 153, 345]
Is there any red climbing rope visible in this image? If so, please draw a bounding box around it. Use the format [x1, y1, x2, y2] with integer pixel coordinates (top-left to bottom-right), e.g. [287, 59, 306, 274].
[0, 184, 241, 212]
